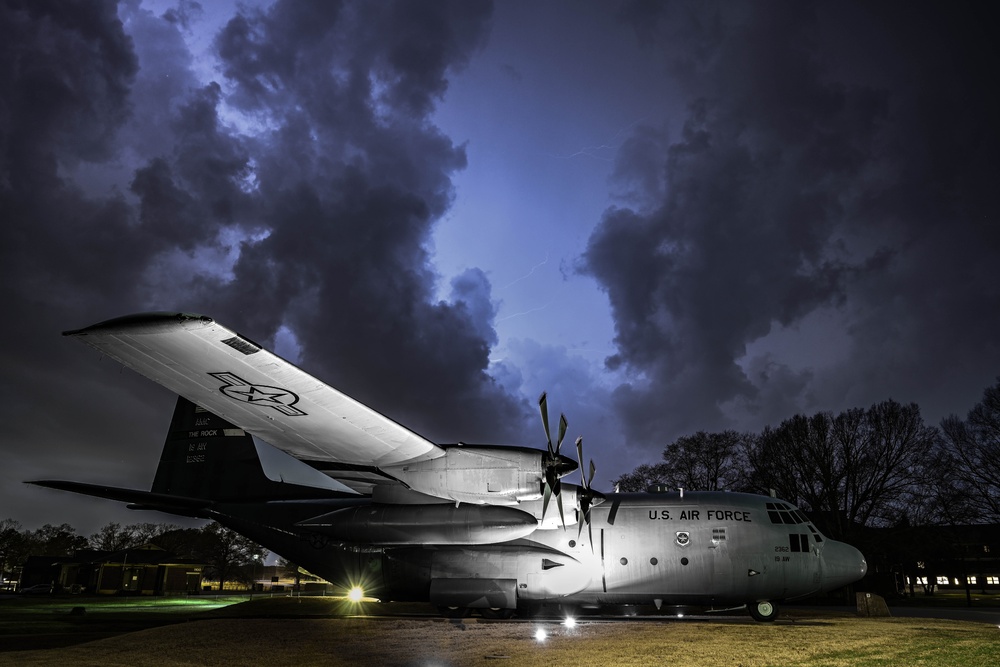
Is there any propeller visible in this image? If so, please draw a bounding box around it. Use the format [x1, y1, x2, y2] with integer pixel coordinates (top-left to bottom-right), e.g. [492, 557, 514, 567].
[574, 436, 606, 550]
[538, 392, 577, 529]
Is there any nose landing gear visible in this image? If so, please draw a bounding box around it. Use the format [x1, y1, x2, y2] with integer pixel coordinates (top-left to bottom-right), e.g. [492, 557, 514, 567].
[747, 600, 779, 622]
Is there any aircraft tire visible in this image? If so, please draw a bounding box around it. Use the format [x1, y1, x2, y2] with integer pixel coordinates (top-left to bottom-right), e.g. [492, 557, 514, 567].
[479, 607, 515, 619]
[438, 606, 470, 618]
[747, 600, 779, 622]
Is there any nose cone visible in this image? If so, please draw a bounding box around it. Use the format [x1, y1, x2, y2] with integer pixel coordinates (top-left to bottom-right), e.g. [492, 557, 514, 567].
[553, 453, 578, 479]
[822, 540, 868, 591]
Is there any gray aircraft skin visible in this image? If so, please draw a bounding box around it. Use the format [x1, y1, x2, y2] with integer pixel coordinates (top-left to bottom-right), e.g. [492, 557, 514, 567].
[31, 313, 867, 622]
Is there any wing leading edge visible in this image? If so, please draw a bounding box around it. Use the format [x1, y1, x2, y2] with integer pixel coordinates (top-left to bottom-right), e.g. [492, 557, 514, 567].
[65, 312, 444, 468]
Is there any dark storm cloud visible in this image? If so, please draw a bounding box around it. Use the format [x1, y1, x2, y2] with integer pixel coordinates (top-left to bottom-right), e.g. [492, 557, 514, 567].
[0, 0, 141, 316]
[196, 0, 524, 442]
[0, 0, 162, 532]
[583, 1, 1000, 450]
[1, 0, 524, 531]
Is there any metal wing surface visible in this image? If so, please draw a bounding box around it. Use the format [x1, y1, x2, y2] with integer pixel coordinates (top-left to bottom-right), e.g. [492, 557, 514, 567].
[65, 312, 445, 469]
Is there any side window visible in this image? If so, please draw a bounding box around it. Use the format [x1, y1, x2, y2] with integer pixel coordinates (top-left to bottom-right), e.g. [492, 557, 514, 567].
[788, 533, 810, 552]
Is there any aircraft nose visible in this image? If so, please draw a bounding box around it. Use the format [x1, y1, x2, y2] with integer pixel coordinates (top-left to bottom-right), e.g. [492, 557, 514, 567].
[822, 540, 867, 590]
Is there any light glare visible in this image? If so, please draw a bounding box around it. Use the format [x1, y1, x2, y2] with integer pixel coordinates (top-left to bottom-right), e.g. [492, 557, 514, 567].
[534, 628, 547, 642]
[563, 616, 577, 628]
[347, 586, 364, 602]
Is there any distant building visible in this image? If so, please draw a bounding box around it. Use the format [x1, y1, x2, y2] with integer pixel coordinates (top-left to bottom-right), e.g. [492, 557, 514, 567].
[19, 544, 205, 595]
[862, 524, 1000, 597]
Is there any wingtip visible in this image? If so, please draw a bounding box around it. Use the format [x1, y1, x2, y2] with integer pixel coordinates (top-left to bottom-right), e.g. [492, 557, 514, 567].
[63, 312, 214, 337]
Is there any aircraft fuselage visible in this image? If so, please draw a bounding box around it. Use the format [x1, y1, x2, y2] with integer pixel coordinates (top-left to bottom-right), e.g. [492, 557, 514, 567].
[215, 489, 866, 615]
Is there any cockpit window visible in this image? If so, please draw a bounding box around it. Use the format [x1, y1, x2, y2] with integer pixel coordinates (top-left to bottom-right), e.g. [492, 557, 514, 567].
[766, 502, 807, 525]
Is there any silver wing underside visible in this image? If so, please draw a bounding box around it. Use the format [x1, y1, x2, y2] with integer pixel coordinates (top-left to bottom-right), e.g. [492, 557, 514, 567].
[65, 313, 445, 472]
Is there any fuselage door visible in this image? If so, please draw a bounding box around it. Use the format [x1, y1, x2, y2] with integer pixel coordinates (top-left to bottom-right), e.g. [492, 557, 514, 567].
[710, 526, 733, 591]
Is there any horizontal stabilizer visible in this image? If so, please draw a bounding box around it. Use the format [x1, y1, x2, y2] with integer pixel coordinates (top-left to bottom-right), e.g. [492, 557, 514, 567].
[27, 480, 211, 511]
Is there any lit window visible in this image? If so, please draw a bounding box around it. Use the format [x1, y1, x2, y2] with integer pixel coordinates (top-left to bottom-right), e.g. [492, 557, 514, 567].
[936, 576, 949, 585]
[968, 576, 977, 585]
[987, 576, 999, 585]
[916, 577, 928, 585]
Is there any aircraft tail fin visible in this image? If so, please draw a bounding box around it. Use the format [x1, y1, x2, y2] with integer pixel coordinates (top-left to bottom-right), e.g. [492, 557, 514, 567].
[151, 396, 349, 502]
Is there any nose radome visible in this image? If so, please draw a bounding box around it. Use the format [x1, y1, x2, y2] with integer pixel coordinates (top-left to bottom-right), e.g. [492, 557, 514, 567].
[822, 540, 867, 590]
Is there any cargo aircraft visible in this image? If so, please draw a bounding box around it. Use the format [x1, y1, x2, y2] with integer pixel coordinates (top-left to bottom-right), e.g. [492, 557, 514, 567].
[31, 313, 867, 621]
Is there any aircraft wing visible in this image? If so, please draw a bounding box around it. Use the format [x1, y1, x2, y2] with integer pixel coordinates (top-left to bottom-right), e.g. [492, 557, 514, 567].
[65, 312, 445, 469]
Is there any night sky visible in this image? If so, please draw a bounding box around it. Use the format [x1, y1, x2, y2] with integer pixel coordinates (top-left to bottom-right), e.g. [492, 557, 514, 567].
[2, 0, 998, 536]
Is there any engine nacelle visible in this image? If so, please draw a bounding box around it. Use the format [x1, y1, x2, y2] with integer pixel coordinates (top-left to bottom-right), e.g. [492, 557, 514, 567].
[382, 444, 576, 506]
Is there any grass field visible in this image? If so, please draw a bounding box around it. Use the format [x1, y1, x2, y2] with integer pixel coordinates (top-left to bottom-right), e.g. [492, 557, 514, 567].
[1, 596, 997, 666]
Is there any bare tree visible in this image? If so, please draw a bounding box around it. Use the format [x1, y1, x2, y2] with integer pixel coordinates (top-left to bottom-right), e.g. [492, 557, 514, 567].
[614, 431, 747, 492]
[940, 378, 1000, 522]
[745, 400, 937, 541]
[197, 523, 267, 591]
[0, 519, 27, 585]
[89, 521, 182, 551]
[613, 462, 671, 492]
[661, 431, 747, 491]
[89, 522, 138, 551]
[27, 523, 88, 556]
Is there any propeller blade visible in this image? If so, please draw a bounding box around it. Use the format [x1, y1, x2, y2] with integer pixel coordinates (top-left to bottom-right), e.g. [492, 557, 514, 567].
[575, 437, 585, 487]
[538, 392, 552, 451]
[541, 480, 552, 522]
[571, 433, 603, 552]
[556, 485, 566, 530]
[556, 414, 568, 454]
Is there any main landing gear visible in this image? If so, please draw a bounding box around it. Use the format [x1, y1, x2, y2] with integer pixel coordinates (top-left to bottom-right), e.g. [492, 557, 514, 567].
[747, 600, 779, 622]
[438, 606, 515, 619]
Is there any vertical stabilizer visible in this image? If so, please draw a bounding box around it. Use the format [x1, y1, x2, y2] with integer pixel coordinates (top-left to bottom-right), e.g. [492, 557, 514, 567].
[152, 397, 345, 501]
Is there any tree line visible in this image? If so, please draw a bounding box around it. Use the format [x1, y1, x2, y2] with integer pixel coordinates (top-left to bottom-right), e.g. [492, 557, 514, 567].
[614, 378, 1000, 543]
[0, 520, 268, 591]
